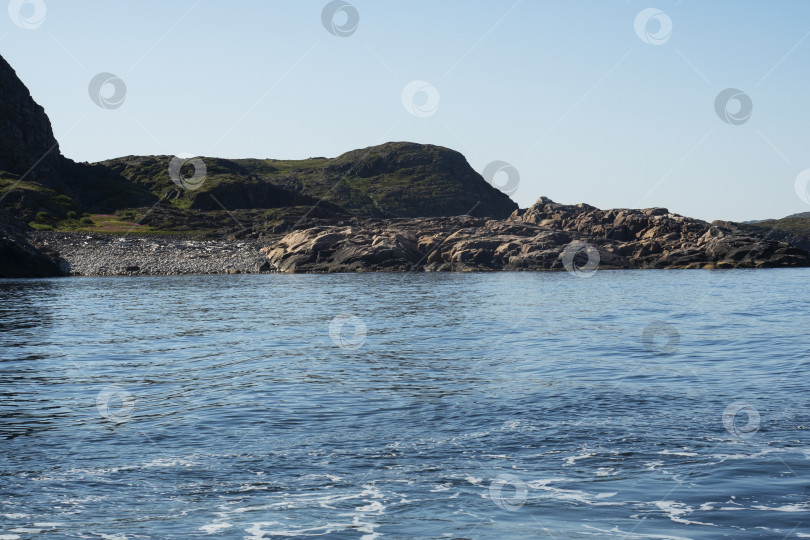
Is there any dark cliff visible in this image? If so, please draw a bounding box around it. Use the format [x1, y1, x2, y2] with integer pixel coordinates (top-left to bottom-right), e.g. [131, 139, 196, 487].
[0, 55, 64, 186]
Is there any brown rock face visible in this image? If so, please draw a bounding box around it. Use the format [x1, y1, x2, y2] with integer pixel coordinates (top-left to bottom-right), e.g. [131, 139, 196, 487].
[261, 197, 810, 273]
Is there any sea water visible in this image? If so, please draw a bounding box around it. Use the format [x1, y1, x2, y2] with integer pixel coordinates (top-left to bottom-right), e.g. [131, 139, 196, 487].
[1, 270, 809, 538]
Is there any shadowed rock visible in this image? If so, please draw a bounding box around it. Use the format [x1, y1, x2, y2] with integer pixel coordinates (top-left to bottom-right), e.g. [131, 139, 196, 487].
[0, 212, 61, 278]
[0, 55, 64, 185]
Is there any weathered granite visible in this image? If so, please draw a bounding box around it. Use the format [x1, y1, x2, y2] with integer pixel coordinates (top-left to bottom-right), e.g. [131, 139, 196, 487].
[259, 198, 810, 273]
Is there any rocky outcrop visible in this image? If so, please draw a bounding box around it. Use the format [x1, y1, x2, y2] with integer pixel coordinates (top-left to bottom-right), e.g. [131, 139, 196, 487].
[0, 53, 158, 226]
[509, 197, 810, 269]
[261, 216, 630, 273]
[0, 236, 61, 278]
[260, 197, 810, 273]
[0, 54, 64, 185]
[0, 213, 61, 278]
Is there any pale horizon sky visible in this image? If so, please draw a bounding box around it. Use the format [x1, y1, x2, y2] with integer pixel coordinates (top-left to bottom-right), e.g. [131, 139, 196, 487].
[3, 0, 810, 221]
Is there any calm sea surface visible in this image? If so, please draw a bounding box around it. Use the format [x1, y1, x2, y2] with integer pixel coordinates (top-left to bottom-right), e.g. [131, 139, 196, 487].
[1, 270, 809, 539]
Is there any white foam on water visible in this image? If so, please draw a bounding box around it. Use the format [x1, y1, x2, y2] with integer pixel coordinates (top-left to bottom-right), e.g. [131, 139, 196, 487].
[348, 485, 385, 540]
[711, 448, 778, 462]
[657, 449, 699, 457]
[355, 501, 384, 513]
[465, 476, 482, 485]
[231, 504, 275, 514]
[61, 465, 137, 478]
[352, 515, 380, 540]
[526, 478, 623, 506]
[526, 477, 566, 488]
[1, 515, 25, 519]
[303, 474, 343, 483]
[244, 521, 345, 538]
[581, 524, 692, 539]
[564, 452, 596, 466]
[352, 484, 386, 512]
[51, 456, 195, 481]
[654, 501, 716, 526]
[0, 535, 20, 540]
[62, 495, 105, 505]
[230, 483, 388, 539]
[200, 523, 232, 534]
[141, 457, 197, 468]
[751, 503, 810, 512]
[236, 484, 268, 492]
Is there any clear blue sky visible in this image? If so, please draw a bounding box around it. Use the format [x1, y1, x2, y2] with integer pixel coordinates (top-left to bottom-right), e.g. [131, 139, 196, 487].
[3, 0, 810, 221]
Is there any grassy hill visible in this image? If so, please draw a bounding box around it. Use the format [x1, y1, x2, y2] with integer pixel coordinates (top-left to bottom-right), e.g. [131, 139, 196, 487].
[755, 214, 810, 240]
[95, 142, 518, 219]
[1, 142, 519, 237]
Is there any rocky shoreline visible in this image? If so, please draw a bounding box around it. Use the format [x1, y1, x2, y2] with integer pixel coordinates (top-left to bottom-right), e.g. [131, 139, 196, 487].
[262, 198, 810, 273]
[29, 232, 274, 276]
[5, 197, 810, 277]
